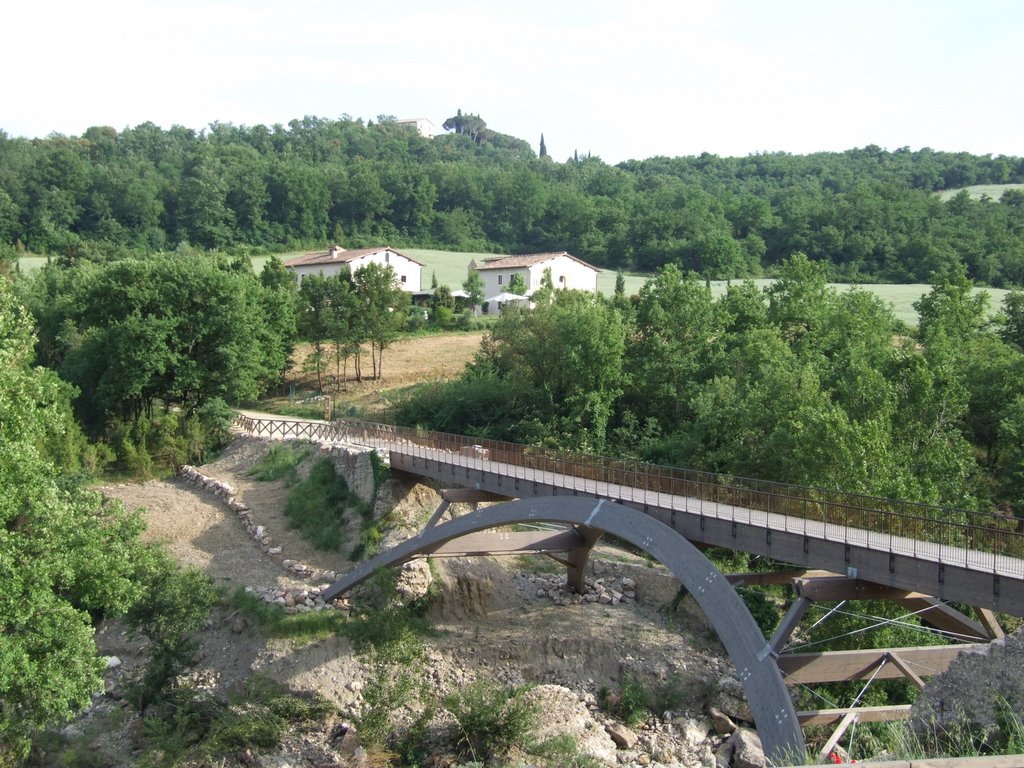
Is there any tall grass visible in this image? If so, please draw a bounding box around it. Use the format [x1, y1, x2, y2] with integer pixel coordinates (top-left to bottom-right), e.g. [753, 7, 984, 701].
[247, 442, 311, 483]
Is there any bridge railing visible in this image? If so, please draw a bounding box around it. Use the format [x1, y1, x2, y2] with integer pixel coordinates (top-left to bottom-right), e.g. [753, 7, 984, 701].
[235, 415, 1024, 573]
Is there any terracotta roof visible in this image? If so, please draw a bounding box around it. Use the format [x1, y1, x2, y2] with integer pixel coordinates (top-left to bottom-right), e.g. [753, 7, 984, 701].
[283, 246, 425, 268]
[473, 251, 600, 272]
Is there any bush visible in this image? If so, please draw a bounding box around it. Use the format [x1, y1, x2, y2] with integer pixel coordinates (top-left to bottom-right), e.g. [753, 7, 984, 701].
[248, 442, 310, 483]
[124, 551, 218, 712]
[444, 681, 540, 762]
[283, 457, 354, 550]
[598, 674, 649, 727]
[137, 677, 333, 764]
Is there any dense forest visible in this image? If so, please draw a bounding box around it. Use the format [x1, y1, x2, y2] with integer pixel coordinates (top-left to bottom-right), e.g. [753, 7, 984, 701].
[1, 113, 1024, 284]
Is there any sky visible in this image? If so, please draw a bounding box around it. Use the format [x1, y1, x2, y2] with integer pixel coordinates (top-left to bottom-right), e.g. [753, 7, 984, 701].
[3, 0, 1022, 165]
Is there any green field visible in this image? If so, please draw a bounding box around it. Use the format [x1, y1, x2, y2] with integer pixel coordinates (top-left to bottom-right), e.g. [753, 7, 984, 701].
[403, 251, 1007, 327]
[16, 250, 1011, 328]
[937, 183, 1024, 201]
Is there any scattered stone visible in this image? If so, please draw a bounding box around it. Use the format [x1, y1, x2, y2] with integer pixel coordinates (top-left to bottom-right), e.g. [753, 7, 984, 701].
[730, 728, 766, 768]
[709, 706, 737, 735]
[605, 721, 638, 749]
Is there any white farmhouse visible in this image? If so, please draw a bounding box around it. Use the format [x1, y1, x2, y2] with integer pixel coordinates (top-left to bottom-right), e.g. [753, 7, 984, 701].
[469, 252, 600, 298]
[395, 118, 437, 138]
[284, 245, 423, 292]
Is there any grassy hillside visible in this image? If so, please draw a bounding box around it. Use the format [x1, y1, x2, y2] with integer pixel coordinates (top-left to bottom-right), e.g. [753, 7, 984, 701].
[937, 183, 1024, 201]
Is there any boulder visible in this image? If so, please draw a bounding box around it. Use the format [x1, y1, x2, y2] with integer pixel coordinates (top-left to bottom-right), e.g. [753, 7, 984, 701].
[911, 627, 1024, 748]
[710, 675, 753, 724]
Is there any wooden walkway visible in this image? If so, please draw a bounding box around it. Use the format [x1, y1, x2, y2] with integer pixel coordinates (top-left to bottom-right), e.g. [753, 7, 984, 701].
[235, 415, 1024, 616]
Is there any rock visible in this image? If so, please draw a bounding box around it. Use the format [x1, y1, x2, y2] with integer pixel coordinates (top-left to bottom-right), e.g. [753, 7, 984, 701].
[605, 721, 638, 749]
[731, 728, 766, 768]
[105, 655, 122, 669]
[676, 716, 710, 746]
[911, 627, 1024, 746]
[710, 675, 753, 723]
[708, 706, 737, 735]
[337, 725, 360, 757]
[394, 558, 432, 602]
[714, 737, 735, 768]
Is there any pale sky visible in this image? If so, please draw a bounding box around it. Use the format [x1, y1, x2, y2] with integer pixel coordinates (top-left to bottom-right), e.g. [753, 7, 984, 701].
[3, 0, 1021, 164]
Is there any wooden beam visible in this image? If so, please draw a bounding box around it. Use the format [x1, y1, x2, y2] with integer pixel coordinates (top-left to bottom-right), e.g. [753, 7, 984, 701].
[567, 525, 602, 594]
[897, 597, 989, 641]
[778, 644, 987, 684]
[794, 576, 928, 602]
[816, 710, 858, 764]
[424, 499, 452, 529]
[975, 608, 1005, 640]
[797, 704, 911, 727]
[792, 578, 990, 640]
[790, 756, 1024, 768]
[887, 651, 926, 689]
[420, 529, 583, 557]
[768, 596, 811, 656]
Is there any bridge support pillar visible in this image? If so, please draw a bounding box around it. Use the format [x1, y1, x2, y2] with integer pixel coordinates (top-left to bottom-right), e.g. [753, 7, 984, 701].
[566, 525, 602, 594]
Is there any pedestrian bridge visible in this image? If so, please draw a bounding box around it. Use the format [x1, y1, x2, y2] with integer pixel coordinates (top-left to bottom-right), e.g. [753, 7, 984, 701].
[236, 415, 1024, 618]
[233, 414, 1024, 763]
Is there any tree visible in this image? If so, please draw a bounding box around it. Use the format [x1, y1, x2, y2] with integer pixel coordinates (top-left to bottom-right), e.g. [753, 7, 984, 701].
[999, 289, 1024, 350]
[353, 262, 408, 379]
[539, 133, 547, 159]
[477, 290, 626, 450]
[914, 266, 988, 344]
[0, 280, 148, 759]
[297, 273, 336, 392]
[507, 272, 527, 296]
[22, 256, 293, 438]
[462, 269, 485, 314]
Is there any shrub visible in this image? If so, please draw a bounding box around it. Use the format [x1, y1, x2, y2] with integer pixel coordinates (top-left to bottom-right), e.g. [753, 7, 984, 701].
[124, 551, 218, 712]
[444, 681, 540, 762]
[531, 734, 605, 768]
[283, 457, 353, 550]
[598, 674, 649, 727]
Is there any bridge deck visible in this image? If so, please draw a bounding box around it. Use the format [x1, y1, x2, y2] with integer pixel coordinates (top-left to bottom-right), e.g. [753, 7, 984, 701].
[233, 415, 1024, 616]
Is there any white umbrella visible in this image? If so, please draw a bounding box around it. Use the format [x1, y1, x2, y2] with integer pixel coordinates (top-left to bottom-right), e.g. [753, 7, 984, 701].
[485, 292, 529, 303]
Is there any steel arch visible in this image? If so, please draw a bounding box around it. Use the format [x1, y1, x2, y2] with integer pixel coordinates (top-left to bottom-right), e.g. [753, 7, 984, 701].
[322, 497, 805, 763]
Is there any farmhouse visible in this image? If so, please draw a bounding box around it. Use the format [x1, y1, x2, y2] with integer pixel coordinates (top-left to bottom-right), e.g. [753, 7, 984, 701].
[469, 251, 599, 298]
[395, 117, 437, 138]
[284, 245, 423, 292]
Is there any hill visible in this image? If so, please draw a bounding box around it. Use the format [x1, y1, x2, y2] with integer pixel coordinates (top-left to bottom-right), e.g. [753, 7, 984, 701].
[2, 119, 1024, 285]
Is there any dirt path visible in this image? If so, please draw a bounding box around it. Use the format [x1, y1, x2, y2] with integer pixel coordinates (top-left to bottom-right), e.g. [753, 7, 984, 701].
[100, 436, 350, 594]
[113, 329, 488, 591]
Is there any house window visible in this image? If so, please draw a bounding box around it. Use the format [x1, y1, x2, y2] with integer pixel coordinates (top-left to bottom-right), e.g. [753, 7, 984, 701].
[400, 275, 407, 283]
[498, 275, 503, 285]
[385, 253, 390, 263]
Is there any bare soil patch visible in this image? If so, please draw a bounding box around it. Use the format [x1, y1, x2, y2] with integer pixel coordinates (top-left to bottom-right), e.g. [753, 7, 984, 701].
[273, 331, 484, 415]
